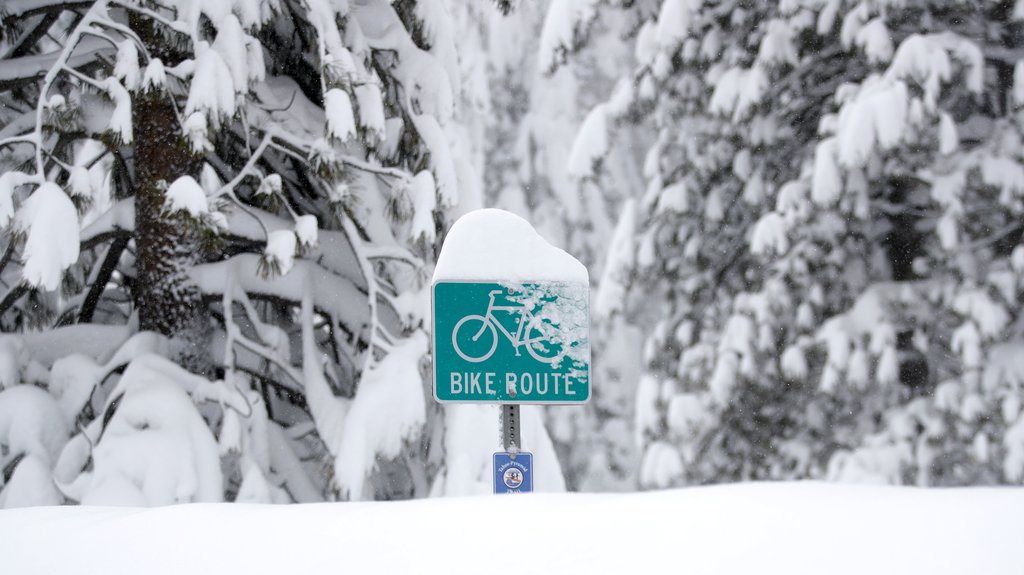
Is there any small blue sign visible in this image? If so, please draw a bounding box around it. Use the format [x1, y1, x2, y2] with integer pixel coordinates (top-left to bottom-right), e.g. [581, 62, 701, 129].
[494, 452, 533, 494]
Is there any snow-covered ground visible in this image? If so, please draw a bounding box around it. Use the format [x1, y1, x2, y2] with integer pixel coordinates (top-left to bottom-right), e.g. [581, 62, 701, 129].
[0, 482, 1020, 574]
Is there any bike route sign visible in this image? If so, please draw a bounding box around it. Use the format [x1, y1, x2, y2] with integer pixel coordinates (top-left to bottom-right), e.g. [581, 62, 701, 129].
[432, 281, 590, 404]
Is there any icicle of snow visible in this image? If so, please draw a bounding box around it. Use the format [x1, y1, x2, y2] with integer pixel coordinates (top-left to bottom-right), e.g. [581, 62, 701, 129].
[409, 171, 437, 244]
[16, 183, 80, 291]
[854, 18, 894, 64]
[263, 230, 297, 275]
[812, 138, 842, 205]
[568, 104, 609, 179]
[325, 89, 357, 142]
[295, 215, 318, 248]
[103, 78, 133, 144]
[750, 212, 790, 256]
[164, 176, 208, 217]
[114, 40, 140, 91]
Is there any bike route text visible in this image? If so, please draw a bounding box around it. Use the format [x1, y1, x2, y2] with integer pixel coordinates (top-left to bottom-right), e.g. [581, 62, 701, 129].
[449, 371, 579, 397]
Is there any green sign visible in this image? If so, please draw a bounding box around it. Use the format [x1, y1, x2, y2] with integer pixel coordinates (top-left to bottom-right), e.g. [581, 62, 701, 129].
[432, 281, 590, 404]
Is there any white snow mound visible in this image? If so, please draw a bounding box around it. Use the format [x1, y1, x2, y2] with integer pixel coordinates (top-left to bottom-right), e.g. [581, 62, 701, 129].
[433, 209, 588, 283]
[0, 483, 1020, 575]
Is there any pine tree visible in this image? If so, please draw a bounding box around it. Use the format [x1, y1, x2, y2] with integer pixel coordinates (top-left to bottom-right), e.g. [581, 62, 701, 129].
[574, 0, 1024, 487]
[0, 0, 484, 505]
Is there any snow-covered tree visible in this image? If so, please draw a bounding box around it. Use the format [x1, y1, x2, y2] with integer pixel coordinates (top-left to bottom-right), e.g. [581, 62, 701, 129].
[572, 0, 1024, 487]
[0, 0, 502, 506]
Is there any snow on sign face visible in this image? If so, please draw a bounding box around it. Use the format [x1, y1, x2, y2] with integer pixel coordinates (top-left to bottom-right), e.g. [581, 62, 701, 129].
[432, 209, 590, 404]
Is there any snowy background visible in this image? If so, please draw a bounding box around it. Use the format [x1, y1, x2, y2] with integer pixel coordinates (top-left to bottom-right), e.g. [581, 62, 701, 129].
[1, 0, 1024, 563]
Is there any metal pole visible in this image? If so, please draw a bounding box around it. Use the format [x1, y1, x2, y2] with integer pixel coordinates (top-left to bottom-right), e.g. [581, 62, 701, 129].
[501, 404, 521, 455]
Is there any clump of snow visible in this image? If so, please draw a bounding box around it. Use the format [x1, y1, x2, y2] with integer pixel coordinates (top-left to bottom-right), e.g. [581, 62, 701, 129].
[0, 171, 32, 227]
[640, 441, 683, 488]
[595, 200, 636, 318]
[263, 230, 297, 275]
[568, 104, 609, 178]
[294, 215, 318, 248]
[60, 356, 224, 506]
[855, 18, 894, 64]
[103, 78, 133, 144]
[335, 332, 427, 500]
[114, 40, 140, 91]
[142, 59, 166, 90]
[185, 42, 235, 121]
[354, 83, 386, 141]
[183, 112, 213, 153]
[750, 212, 790, 256]
[16, 183, 80, 291]
[758, 19, 798, 66]
[325, 88, 356, 142]
[709, 66, 768, 122]
[164, 176, 208, 217]
[538, 0, 598, 73]
[656, 0, 697, 51]
[433, 209, 588, 283]
[835, 77, 908, 168]
[409, 170, 437, 243]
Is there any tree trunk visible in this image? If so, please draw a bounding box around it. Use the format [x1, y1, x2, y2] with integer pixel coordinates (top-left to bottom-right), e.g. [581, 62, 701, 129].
[130, 16, 210, 373]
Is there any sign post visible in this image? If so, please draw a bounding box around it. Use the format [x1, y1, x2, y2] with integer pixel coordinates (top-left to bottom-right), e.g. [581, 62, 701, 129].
[431, 209, 590, 495]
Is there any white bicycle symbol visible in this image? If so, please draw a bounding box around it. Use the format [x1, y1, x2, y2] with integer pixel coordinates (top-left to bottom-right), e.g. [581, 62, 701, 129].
[452, 290, 559, 364]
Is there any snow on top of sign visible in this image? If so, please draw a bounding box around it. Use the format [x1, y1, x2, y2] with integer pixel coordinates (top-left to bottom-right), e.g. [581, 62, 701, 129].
[433, 209, 587, 283]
